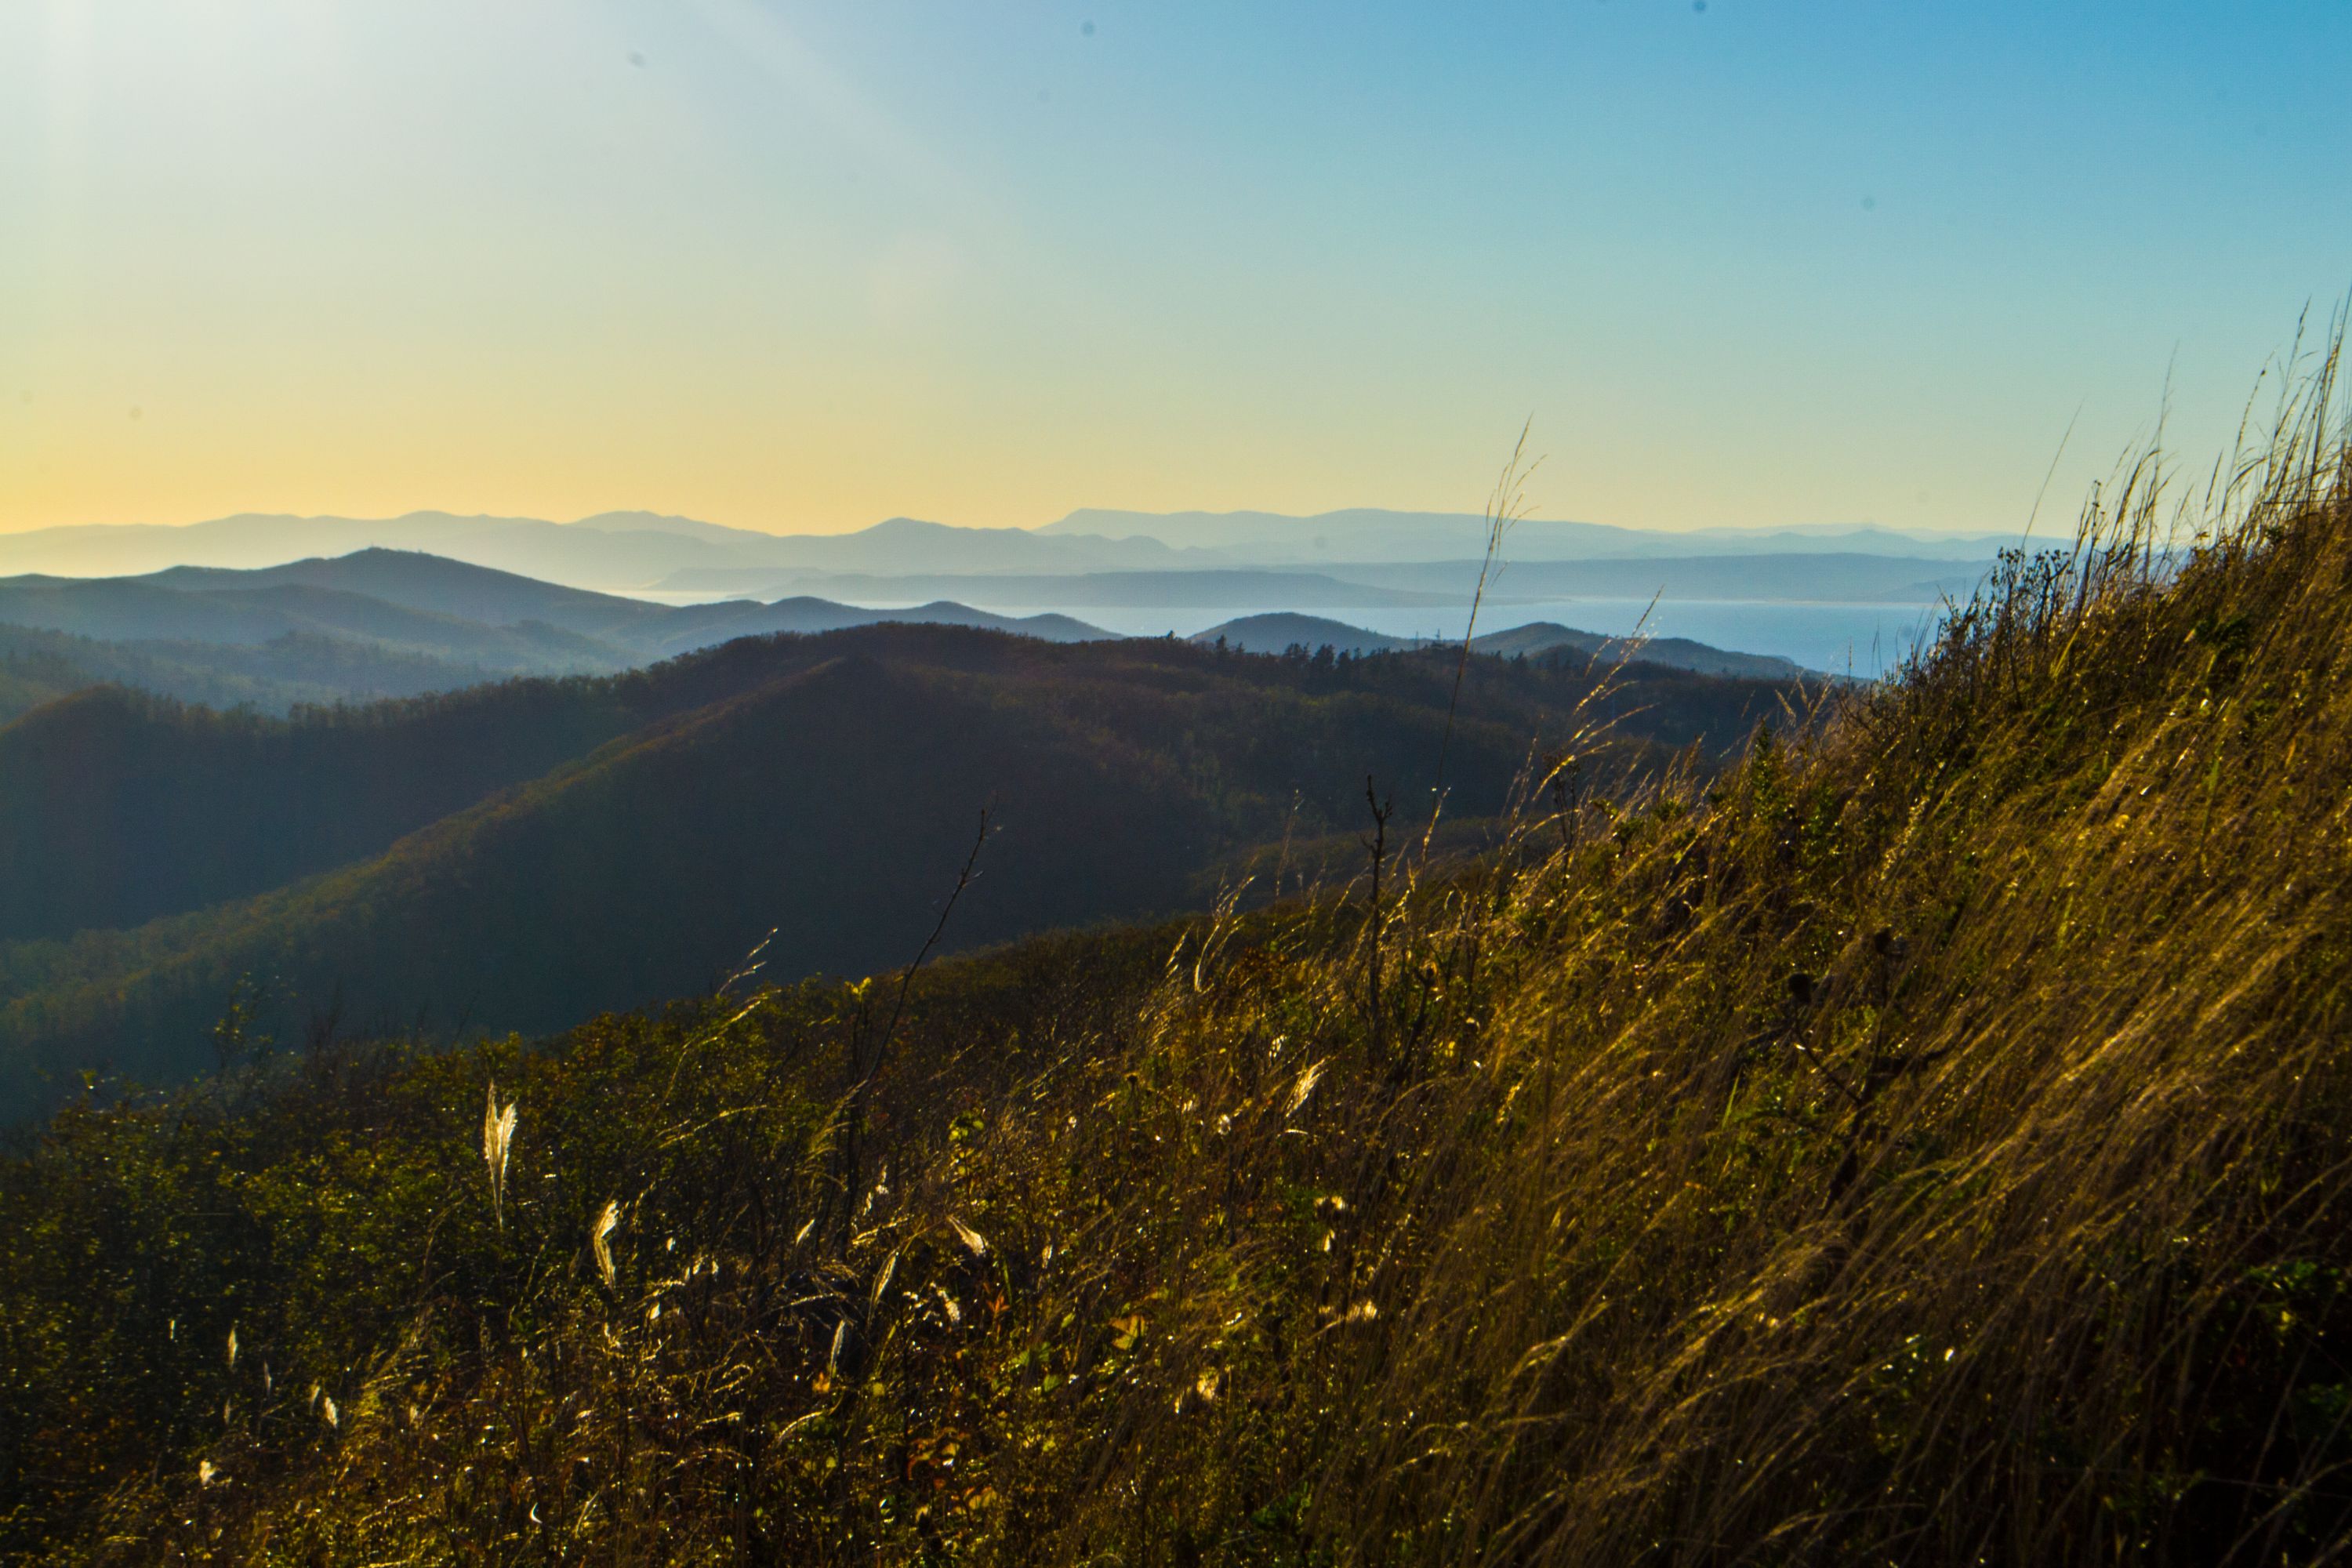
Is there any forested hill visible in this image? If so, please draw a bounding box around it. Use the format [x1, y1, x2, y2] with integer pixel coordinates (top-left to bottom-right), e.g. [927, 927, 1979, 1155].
[0, 641, 815, 943]
[0, 550, 1115, 722]
[0, 622, 508, 723]
[0, 625, 1794, 1116]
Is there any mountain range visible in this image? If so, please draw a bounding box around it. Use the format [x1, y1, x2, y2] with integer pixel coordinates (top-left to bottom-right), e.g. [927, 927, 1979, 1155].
[1040, 506, 2017, 562]
[0, 551, 1114, 720]
[0, 507, 2009, 600]
[0, 549, 1857, 726]
[1192, 612, 1809, 679]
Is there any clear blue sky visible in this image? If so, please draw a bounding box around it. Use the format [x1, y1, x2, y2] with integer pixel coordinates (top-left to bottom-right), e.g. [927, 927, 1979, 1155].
[5, 2, 2349, 538]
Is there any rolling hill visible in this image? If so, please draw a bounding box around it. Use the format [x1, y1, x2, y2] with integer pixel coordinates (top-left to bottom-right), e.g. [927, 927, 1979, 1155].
[11, 551, 1116, 663]
[0, 548, 1840, 728]
[137, 551, 679, 641]
[1192, 612, 1809, 678]
[0, 573, 627, 673]
[0, 623, 500, 725]
[0, 551, 1120, 715]
[650, 567, 1464, 612]
[0, 625, 1797, 1115]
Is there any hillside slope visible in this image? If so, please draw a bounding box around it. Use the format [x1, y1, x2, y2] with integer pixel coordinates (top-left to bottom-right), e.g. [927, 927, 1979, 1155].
[0, 666, 721, 942]
[139, 550, 677, 641]
[0, 625, 1774, 949]
[0, 628, 1790, 1112]
[0, 659, 1214, 1098]
[5, 439, 2345, 1563]
[0, 631, 1035, 946]
[0, 550, 1131, 728]
[136, 552, 1117, 654]
[1193, 612, 1809, 679]
[0, 624, 499, 724]
[0, 573, 630, 671]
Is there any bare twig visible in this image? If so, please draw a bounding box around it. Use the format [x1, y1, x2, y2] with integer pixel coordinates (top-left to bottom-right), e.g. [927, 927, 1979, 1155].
[837, 807, 993, 1254]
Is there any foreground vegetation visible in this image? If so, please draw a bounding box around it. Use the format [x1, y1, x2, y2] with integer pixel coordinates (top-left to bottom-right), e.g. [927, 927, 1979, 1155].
[7, 400, 2352, 1563]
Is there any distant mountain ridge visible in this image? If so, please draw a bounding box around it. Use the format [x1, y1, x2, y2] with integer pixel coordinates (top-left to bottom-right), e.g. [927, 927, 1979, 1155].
[0, 548, 1847, 726]
[0, 551, 1119, 721]
[655, 568, 1466, 611]
[0, 622, 498, 720]
[1043, 506, 2018, 563]
[1191, 612, 1809, 680]
[0, 506, 2013, 594]
[0, 511, 1185, 589]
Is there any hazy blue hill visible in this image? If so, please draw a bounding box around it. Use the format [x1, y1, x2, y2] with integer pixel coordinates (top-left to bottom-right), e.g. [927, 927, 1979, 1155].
[138, 549, 674, 641]
[1049, 503, 2023, 564]
[0, 553, 1123, 711]
[115, 550, 1116, 655]
[717, 568, 1458, 611]
[1193, 612, 1808, 680]
[1044, 506, 2019, 563]
[1190, 612, 1416, 654]
[1321, 552, 1990, 602]
[268, 546, 1121, 651]
[0, 572, 633, 672]
[661, 556, 1987, 620]
[405, 517, 760, 587]
[1045, 506, 1624, 559]
[785, 517, 1174, 572]
[629, 597, 1114, 659]
[376, 513, 1185, 583]
[1468, 621, 1808, 678]
[566, 510, 760, 543]
[0, 510, 1180, 591]
[0, 624, 499, 723]
[0, 506, 2013, 597]
[0, 510, 802, 592]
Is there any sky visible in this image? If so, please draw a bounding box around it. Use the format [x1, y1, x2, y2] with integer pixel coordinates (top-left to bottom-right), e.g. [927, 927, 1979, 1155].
[4, 2, 2350, 540]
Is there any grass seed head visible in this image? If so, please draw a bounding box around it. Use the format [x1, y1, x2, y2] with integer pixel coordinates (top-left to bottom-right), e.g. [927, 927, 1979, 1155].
[592, 1199, 622, 1289]
[482, 1083, 519, 1229]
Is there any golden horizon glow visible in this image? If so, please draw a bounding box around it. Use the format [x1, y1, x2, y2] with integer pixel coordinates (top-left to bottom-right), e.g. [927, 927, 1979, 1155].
[5, 3, 2348, 545]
